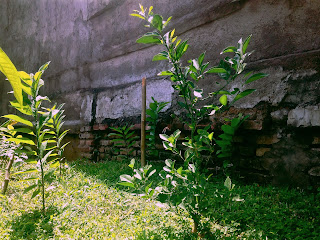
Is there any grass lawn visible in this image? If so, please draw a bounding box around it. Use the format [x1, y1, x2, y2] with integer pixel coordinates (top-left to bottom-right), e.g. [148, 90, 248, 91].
[0, 159, 319, 239]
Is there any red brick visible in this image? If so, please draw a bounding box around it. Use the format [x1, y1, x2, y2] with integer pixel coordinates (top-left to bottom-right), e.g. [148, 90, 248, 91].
[242, 120, 263, 130]
[312, 137, 320, 144]
[99, 124, 108, 130]
[256, 135, 280, 145]
[100, 140, 112, 146]
[86, 140, 94, 146]
[256, 148, 271, 157]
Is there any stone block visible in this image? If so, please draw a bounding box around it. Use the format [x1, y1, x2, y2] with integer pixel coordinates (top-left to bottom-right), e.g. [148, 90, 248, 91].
[79, 146, 93, 153]
[79, 132, 94, 139]
[100, 140, 112, 146]
[287, 105, 320, 127]
[86, 140, 94, 146]
[308, 166, 320, 177]
[256, 148, 271, 157]
[242, 120, 263, 130]
[81, 153, 93, 159]
[80, 126, 92, 132]
[99, 147, 105, 153]
[312, 137, 320, 145]
[271, 109, 289, 121]
[256, 135, 280, 145]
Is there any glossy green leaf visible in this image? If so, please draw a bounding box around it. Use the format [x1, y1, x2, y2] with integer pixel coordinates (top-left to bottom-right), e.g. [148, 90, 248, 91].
[5, 136, 35, 145]
[14, 128, 35, 136]
[152, 53, 168, 61]
[31, 188, 40, 199]
[137, 35, 161, 44]
[12, 169, 38, 175]
[221, 125, 235, 135]
[120, 174, 134, 183]
[242, 35, 252, 54]
[151, 14, 163, 31]
[0, 48, 23, 105]
[23, 184, 38, 194]
[118, 182, 135, 188]
[219, 94, 228, 106]
[245, 73, 268, 84]
[206, 67, 227, 74]
[2, 114, 33, 127]
[130, 13, 145, 20]
[221, 46, 237, 54]
[233, 89, 256, 102]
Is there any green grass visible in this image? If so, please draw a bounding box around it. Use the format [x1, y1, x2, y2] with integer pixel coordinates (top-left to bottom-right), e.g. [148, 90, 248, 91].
[0, 159, 319, 239]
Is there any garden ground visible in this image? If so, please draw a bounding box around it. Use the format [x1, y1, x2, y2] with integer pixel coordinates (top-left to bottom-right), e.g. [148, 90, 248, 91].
[0, 159, 319, 239]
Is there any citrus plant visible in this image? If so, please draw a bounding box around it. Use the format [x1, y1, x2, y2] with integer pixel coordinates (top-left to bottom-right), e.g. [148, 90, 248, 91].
[131, 4, 268, 168]
[0, 49, 69, 213]
[146, 97, 169, 159]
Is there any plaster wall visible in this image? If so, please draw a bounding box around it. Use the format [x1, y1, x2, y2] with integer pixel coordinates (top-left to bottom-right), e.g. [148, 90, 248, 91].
[0, 0, 319, 186]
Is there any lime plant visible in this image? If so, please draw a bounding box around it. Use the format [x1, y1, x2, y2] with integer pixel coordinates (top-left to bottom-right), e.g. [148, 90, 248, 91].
[146, 97, 169, 159]
[131, 4, 268, 169]
[119, 4, 268, 235]
[0, 48, 69, 214]
[0, 120, 27, 194]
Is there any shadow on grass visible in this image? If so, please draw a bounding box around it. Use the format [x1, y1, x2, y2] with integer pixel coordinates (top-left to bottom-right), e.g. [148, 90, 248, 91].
[9, 206, 59, 240]
[135, 228, 199, 240]
[71, 159, 164, 186]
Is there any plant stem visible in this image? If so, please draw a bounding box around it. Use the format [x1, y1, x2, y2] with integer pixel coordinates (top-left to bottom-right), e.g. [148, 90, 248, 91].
[2, 155, 14, 194]
[40, 160, 45, 214]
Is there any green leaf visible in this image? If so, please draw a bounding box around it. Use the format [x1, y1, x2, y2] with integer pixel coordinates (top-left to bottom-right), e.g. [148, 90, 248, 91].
[221, 46, 237, 54]
[219, 94, 228, 106]
[31, 188, 40, 199]
[12, 169, 38, 175]
[206, 67, 227, 74]
[5, 136, 35, 146]
[218, 134, 233, 141]
[221, 125, 235, 135]
[137, 34, 161, 44]
[0, 48, 23, 105]
[120, 174, 134, 183]
[158, 71, 173, 76]
[233, 89, 256, 102]
[118, 182, 135, 188]
[23, 184, 38, 194]
[38, 61, 50, 72]
[198, 52, 205, 66]
[151, 14, 163, 31]
[130, 13, 145, 20]
[177, 101, 188, 110]
[224, 176, 233, 191]
[245, 73, 268, 84]
[153, 53, 168, 61]
[159, 134, 169, 142]
[243, 35, 252, 54]
[14, 128, 35, 136]
[148, 169, 156, 178]
[165, 159, 173, 168]
[2, 114, 33, 127]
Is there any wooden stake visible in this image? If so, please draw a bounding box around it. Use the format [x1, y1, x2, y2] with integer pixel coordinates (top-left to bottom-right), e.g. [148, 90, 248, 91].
[2, 155, 14, 195]
[141, 77, 146, 167]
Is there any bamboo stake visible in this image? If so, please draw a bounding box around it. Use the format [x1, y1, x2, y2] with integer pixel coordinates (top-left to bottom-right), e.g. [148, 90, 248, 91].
[2, 155, 14, 195]
[141, 77, 146, 167]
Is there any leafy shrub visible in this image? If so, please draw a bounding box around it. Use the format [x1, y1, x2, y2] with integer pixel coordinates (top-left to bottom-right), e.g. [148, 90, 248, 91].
[108, 125, 139, 161]
[119, 4, 268, 235]
[146, 97, 169, 159]
[0, 48, 69, 213]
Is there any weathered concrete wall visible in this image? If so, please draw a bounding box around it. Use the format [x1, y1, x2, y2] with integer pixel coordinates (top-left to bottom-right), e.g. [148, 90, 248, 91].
[0, 0, 319, 187]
